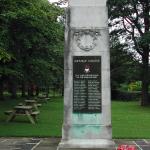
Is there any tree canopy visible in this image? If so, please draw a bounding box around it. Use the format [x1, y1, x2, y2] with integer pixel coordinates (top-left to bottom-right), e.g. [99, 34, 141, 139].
[110, 35, 140, 91]
[0, 0, 64, 98]
[108, 0, 150, 105]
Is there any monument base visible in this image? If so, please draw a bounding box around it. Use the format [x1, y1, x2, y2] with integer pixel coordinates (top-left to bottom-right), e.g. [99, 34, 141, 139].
[57, 139, 116, 150]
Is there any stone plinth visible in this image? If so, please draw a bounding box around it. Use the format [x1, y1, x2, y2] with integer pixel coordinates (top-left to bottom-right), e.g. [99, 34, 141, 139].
[58, 139, 115, 150]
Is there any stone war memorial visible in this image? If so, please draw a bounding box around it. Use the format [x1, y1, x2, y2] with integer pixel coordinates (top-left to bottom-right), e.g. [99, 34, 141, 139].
[57, 0, 115, 149]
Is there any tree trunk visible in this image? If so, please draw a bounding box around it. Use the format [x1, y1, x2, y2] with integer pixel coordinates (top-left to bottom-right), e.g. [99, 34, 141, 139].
[53, 87, 56, 97]
[141, 48, 149, 106]
[36, 86, 39, 96]
[21, 81, 26, 97]
[9, 81, 17, 98]
[0, 78, 4, 100]
[28, 83, 34, 97]
[141, 0, 150, 106]
[61, 86, 64, 96]
[46, 86, 49, 97]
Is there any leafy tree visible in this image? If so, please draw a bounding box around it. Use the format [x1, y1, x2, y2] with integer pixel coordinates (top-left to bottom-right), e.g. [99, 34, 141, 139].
[110, 35, 140, 92]
[53, 0, 68, 6]
[0, 49, 13, 63]
[108, 0, 150, 106]
[0, 0, 64, 98]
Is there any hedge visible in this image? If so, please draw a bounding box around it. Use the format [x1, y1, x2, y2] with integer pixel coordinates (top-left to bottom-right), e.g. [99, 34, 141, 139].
[111, 90, 144, 101]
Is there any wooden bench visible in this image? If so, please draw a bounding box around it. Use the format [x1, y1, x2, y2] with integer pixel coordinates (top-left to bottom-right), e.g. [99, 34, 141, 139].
[44, 97, 51, 101]
[31, 111, 40, 122]
[4, 110, 13, 115]
[6, 106, 38, 124]
[37, 104, 42, 107]
[37, 99, 47, 103]
[18, 103, 23, 106]
[4, 103, 24, 115]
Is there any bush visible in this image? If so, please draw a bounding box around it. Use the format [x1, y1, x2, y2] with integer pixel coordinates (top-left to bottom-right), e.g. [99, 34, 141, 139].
[120, 81, 142, 92]
[119, 83, 129, 91]
[128, 81, 142, 91]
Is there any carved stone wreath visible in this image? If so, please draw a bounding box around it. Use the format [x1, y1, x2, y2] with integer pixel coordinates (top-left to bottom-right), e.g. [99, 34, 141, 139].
[74, 30, 101, 51]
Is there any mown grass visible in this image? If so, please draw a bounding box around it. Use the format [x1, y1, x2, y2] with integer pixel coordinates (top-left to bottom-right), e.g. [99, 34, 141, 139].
[0, 97, 150, 138]
[0, 96, 63, 137]
[112, 101, 150, 138]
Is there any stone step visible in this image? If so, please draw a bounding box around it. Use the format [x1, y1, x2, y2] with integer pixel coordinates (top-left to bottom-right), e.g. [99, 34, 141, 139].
[58, 148, 116, 150]
[57, 139, 116, 150]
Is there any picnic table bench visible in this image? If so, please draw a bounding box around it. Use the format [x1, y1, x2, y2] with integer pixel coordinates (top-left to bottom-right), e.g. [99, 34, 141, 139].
[37, 96, 51, 103]
[24, 100, 40, 111]
[5, 105, 40, 124]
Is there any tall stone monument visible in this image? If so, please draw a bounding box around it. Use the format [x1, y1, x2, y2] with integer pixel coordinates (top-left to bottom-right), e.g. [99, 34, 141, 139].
[57, 0, 115, 149]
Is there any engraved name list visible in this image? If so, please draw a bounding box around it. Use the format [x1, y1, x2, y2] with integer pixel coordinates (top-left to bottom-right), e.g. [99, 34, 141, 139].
[73, 56, 102, 113]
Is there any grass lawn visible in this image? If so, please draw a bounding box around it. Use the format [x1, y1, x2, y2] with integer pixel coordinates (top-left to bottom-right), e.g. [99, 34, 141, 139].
[0, 97, 150, 138]
[112, 101, 150, 139]
[0, 96, 63, 137]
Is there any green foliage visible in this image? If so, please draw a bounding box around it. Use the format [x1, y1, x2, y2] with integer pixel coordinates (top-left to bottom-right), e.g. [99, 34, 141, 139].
[119, 84, 129, 91]
[119, 81, 142, 92]
[128, 81, 142, 92]
[0, 0, 64, 93]
[108, 0, 150, 104]
[0, 48, 13, 63]
[110, 36, 140, 90]
[139, 32, 150, 46]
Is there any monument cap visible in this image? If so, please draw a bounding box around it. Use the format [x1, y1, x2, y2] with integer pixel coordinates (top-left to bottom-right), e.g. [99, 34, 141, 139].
[69, 0, 107, 6]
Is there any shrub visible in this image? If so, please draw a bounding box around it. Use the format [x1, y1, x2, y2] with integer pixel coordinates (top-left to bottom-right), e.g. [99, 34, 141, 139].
[128, 81, 142, 92]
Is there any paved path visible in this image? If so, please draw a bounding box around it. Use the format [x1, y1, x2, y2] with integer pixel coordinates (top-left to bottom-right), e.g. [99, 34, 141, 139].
[0, 138, 150, 150]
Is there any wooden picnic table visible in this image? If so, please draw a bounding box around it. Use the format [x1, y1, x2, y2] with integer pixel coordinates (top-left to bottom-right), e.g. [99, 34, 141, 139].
[37, 96, 50, 103]
[6, 105, 39, 124]
[25, 100, 39, 111]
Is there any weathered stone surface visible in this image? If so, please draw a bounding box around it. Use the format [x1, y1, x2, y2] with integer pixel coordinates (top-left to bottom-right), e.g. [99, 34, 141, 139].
[58, 139, 115, 150]
[70, 7, 108, 28]
[58, 0, 115, 149]
[69, 0, 107, 7]
[58, 148, 115, 150]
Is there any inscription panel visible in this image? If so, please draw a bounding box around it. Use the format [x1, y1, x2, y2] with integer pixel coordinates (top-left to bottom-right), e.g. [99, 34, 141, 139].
[73, 56, 101, 113]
